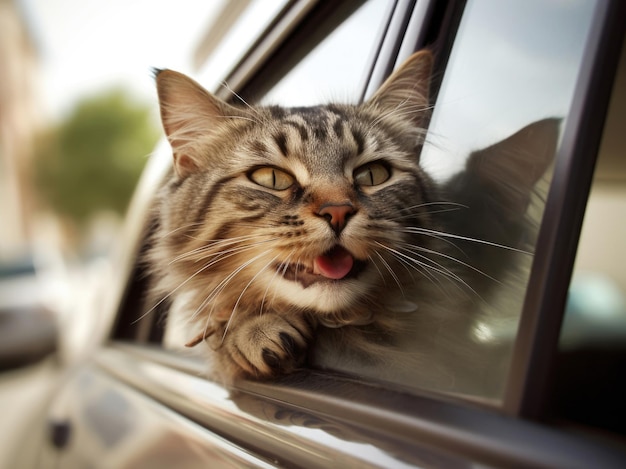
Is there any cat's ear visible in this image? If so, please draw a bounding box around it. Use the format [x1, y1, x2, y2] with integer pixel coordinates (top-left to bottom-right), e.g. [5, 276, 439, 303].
[155, 69, 244, 177]
[366, 50, 433, 128]
[466, 117, 561, 215]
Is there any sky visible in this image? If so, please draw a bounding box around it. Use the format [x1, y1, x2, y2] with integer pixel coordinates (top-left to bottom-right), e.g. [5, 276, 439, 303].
[18, 0, 597, 181]
[19, 0, 225, 121]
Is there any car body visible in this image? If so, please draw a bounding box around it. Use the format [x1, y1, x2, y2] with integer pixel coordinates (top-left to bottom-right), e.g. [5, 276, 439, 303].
[5, 0, 626, 467]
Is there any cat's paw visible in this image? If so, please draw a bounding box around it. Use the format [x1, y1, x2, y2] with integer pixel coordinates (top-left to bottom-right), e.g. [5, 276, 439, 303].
[225, 313, 312, 379]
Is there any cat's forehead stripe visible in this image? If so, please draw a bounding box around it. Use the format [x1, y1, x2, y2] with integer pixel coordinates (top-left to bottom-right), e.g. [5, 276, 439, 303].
[350, 126, 366, 156]
[283, 120, 309, 141]
[272, 131, 289, 157]
[332, 117, 344, 139]
[250, 139, 269, 157]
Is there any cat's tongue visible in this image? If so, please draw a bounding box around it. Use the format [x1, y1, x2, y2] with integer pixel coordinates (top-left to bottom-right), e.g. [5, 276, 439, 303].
[313, 246, 354, 280]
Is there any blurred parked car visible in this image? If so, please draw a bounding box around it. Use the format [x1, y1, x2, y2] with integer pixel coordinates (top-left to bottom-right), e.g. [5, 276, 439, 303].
[0, 256, 58, 371]
[4, 0, 626, 467]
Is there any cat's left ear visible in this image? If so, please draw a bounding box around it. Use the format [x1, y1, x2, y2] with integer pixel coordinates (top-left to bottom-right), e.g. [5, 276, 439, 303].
[366, 50, 433, 128]
[155, 69, 247, 177]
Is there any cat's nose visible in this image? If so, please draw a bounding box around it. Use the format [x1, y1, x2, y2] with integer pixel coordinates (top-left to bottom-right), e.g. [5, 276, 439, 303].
[317, 202, 356, 235]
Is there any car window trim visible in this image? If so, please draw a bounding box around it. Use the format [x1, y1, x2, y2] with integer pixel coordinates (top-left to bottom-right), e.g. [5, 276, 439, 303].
[98, 342, 626, 468]
[212, 0, 319, 101]
[361, 0, 417, 101]
[503, 0, 626, 419]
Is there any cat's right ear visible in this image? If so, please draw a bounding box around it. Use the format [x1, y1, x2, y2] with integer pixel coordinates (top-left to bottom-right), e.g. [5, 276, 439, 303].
[155, 69, 242, 178]
[366, 50, 433, 129]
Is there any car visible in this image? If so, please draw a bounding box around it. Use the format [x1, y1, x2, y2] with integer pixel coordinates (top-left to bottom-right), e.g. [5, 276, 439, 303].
[5, 0, 626, 467]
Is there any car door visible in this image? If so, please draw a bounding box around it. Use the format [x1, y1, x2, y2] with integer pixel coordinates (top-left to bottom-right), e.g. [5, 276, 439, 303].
[20, 0, 626, 467]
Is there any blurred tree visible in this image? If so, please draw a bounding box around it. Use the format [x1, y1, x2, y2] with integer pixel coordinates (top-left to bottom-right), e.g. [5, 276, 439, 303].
[34, 89, 160, 228]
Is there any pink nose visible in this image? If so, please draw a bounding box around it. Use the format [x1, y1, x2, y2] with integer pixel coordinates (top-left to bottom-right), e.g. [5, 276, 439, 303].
[317, 203, 356, 234]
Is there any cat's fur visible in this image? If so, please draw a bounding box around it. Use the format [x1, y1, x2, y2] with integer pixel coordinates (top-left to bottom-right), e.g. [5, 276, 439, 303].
[150, 50, 557, 395]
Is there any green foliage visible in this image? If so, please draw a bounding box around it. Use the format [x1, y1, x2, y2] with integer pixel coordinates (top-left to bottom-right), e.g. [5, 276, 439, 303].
[35, 89, 160, 226]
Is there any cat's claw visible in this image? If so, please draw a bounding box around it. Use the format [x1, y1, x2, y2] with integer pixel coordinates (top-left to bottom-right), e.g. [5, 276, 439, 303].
[227, 313, 312, 378]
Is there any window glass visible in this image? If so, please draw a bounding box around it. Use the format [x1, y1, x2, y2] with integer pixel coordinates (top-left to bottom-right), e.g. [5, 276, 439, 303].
[259, 0, 390, 106]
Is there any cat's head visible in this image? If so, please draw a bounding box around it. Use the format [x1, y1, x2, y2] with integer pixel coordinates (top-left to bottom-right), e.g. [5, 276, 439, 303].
[155, 51, 436, 322]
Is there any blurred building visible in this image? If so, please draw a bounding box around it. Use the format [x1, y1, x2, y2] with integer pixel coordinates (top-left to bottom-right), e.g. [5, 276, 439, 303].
[0, 0, 40, 260]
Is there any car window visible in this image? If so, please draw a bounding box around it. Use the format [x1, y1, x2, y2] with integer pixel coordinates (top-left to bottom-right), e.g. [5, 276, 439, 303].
[143, 0, 603, 404]
[252, 0, 598, 402]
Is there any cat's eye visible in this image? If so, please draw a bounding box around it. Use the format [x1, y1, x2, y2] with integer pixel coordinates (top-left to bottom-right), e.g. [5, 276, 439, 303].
[250, 167, 295, 190]
[354, 163, 390, 187]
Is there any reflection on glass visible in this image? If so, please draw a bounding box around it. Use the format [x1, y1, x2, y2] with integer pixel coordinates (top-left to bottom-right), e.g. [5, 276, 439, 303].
[422, 0, 596, 181]
[413, 0, 598, 399]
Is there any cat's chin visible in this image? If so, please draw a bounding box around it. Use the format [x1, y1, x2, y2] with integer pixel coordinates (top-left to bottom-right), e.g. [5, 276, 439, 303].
[277, 276, 372, 314]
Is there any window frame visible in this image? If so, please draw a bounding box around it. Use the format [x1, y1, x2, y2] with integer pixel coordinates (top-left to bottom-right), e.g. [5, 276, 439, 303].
[503, 0, 626, 420]
[98, 0, 626, 465]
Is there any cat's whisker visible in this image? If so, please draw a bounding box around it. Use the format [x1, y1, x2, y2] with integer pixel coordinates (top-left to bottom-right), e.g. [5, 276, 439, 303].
[172, 244, 254, 271]
[403, 227, 532, 255]
[380, 241, 482, 299]
[386, 247, 448, 294]
[379, 243, 418, 282]
[373, 249, 404, 296]
[179, 232, 262, 244]
[170, 236, 276, 264]
[367, 254, 387, 287]
[193, 250, 271, 329]
[389, 202, 468, 221]
[378, 238, 469, 294]
[400, 227, 465, 255]
[224, 253, 282, 339]
[136, 252, 222, 324]
[219, 80, 267, 126]
[158, 221, 204, 239]
[170, 238, 256, 264]
[149, 238, 272, 325]
[159, 237, 281, 326]
[260, 251, 295, 315]
[399, 242, 500, 295]
[393, 207, 464, 221]
[376, 241, 453, 282]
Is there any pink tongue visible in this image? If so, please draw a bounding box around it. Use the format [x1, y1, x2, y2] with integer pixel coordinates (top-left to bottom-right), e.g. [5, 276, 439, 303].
[313, 246, 354, 280]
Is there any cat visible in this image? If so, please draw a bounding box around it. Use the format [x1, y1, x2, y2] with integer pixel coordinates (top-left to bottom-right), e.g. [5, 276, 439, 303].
[150, 50, 558, 396]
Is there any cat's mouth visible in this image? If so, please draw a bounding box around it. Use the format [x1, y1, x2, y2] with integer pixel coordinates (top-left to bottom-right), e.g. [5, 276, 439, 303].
[278, 246, 366, 288]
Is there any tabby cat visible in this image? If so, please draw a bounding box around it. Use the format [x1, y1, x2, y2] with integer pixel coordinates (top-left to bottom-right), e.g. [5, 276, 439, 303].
[150, 50, 557, 394]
